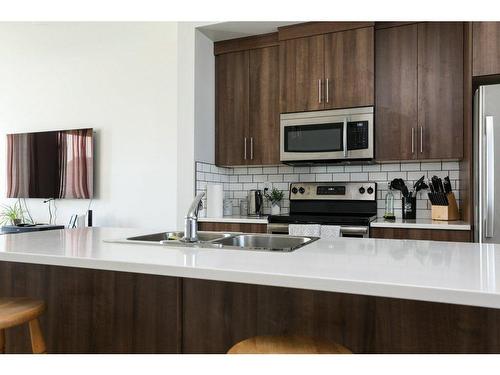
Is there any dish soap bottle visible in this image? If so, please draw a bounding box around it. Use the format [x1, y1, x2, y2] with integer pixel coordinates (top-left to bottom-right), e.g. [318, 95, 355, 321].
[384, 182, 395, 220]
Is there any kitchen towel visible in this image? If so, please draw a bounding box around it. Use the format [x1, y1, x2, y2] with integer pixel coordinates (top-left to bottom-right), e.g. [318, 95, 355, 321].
[320, 225, 341, 240]
[288, 224, 321, 237]
[206, 184, 223, 218]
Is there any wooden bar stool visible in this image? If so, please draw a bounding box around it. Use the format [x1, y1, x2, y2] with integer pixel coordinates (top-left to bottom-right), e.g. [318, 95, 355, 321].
[227, 335, 352, 354]
[0, 297, 46, 354]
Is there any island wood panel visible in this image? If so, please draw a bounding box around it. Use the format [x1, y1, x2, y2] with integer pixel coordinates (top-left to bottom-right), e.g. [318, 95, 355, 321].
[182, 278, 500, 354]
[249, 46, 280, 165]
[472, 22, 500, 77]
[198, 222, 267, 233]
[417, 22, 464, 160]
[324, 26, 374, 109]
[370, 227, 471, 242]
[215, 50, 249, 166]
[375, 23, 418, 161]
[0, 261, 181, 353]
[279, 34, 324, 113]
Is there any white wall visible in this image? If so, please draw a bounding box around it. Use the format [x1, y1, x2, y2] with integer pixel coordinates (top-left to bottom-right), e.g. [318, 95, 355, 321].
[0, 22, 179, 230]
[176, 22, 215, 228]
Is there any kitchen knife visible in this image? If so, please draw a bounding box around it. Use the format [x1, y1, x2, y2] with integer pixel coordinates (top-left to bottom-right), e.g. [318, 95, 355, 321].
[428, 179, 435, 193]
[437, 178, 445, 193]
[443, 176, 452, 194]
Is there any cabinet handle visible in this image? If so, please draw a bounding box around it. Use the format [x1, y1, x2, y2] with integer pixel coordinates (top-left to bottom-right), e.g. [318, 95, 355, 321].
[420, 126, 423, 153]
[318, 79, 322, 103]
[411, 128, 415, 154]
[326, 78, 329, 103]
[343, 117, 348, 157]
[250, 137, 254, 160]
[244, 137, 247, 160]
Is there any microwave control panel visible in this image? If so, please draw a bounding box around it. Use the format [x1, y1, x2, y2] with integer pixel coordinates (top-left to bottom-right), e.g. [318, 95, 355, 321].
[347, 121, 369, 150]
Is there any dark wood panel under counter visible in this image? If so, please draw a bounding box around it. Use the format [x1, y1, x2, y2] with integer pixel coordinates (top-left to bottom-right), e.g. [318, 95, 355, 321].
[370, 227, 471, 242]
[198, 222, 267, 233]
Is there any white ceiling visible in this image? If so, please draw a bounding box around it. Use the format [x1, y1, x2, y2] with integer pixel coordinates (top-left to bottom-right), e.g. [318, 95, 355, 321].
[197, 21, 299, 42]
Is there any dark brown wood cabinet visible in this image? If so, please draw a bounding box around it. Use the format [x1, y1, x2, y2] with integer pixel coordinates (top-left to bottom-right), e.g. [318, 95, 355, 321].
[418, 22, 463, 160]
[215, 39, 280, 166]
[280, 26, 374, 113]
[370, 227, 471, 242]
[473, 22, 500, 77]
[324, 27, 374, 109]
[249, 46, 280, 165]
[198, 222, 267, 233]
[375, 22, 463, 161]
[215, 51, 249, 166]
[375, 23, 418, 161]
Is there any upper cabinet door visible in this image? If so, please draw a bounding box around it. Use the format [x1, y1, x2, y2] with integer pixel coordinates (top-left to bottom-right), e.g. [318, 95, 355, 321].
[375, 24, 418, 161]
[215, 51, 250, 166]
[417, 22, 463, 160]
[249, 46, 280, 165]
[279, 35, 324, 113]
[324, 27, 374, 109]
[473, 22, 500, 77]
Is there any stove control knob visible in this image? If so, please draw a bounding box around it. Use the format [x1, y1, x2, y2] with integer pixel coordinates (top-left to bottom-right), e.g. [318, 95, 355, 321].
[359, 187, 365, 194]
[299, 187, 305, 194]
[367, 187, 374, 195]
[291, 187, 298, 194]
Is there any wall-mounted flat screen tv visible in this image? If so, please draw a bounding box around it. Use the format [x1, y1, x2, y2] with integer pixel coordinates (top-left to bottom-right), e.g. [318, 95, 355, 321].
[6, 128, 93, 199]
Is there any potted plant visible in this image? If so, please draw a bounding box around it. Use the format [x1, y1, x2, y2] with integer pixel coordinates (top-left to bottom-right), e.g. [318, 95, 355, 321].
[0, 200, 25, 226]
[264, 187, 284, 215]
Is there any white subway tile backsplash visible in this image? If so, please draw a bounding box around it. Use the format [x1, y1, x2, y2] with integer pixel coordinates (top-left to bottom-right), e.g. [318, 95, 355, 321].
[345, 165, 362, 172]
[350, 172, 369, 181]
[283, 174, 299, 182]
[238, 175, 253, 183]
[332, 173, 350, 181]
[362, 164, 381, 172]
[421, 162, 442, 170]
[294, 167, 310, 174]
[299, 174, 315, 182]
[442, 161, 460, 170]
[311, 166, 327, 173]
[268, 174, 284, 182]
[327, 166, 345, 173]
[316, 173, 333, 181]
[368, 172, 387, 181]
[381, 164, 401, 171]
[401, 163, 420, 171]
[263, 166, 278, 174]
[195, 160, 460, 219]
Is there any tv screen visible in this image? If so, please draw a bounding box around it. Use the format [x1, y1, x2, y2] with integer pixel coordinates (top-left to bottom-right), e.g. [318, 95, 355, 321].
[6, 128, 93, 199]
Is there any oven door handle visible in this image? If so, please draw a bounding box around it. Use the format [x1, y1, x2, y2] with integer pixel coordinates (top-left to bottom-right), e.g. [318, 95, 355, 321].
[343, 117, 348, 158]
[340, 226, 369, 235]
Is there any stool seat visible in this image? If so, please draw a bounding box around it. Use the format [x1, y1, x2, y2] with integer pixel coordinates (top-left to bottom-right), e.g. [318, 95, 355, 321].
[227, 335, 352, 354]
[0, 297, 46, 354]
[0, 298, 45, 330]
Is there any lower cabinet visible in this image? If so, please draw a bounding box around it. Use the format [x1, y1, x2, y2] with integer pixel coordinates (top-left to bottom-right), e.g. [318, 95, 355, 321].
[198, 222, 267, 233]
[370, 227, 471, 242]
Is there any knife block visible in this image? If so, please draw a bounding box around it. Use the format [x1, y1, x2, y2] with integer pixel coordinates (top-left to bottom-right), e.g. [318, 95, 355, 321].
[431, 192, 459, 221]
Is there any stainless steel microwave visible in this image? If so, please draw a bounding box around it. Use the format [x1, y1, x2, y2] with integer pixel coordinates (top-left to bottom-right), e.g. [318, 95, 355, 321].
[280, 107, 374, 164]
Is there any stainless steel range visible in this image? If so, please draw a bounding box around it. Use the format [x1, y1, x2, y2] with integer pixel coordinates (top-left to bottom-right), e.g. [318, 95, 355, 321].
[267, 182, 377, 238]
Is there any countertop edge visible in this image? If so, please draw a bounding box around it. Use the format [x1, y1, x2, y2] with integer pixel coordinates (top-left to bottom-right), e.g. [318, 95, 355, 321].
[370, 220, 471, 231]
[0, 252, 497, 310]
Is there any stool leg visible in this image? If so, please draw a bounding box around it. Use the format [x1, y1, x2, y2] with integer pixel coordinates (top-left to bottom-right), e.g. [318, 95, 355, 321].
[28, 319, 46, 354]
[0, 329, 5, 354]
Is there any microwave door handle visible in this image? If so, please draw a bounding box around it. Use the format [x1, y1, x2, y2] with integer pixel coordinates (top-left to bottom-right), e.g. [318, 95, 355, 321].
[343, 118, 348, 157]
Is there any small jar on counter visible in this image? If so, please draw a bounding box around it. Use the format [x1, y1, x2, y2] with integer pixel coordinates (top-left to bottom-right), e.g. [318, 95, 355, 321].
[239, 198, 248, 216]
[223, 199, 233, 216]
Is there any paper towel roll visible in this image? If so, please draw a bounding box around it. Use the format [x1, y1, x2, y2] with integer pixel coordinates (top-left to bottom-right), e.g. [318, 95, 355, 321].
[206, 184, 223, 218]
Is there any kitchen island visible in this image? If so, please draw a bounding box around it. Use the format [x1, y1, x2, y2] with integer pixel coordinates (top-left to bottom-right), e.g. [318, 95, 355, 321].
[1, 227, 500, 353]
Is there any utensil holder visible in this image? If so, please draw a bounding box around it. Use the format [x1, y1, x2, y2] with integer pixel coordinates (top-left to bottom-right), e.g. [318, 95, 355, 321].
[431, 192, 459, 221]
[402, 196, 416, 219]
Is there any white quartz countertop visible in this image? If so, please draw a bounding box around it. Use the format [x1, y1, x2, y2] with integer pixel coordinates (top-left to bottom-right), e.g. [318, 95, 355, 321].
[371, 218, 471, 231]
[198, 215, 268, 224]
[0, 227, 498, 309]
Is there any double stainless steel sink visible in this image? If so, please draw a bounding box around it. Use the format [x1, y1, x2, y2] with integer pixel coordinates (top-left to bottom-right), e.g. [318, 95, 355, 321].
[124, 231, 318, 252]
